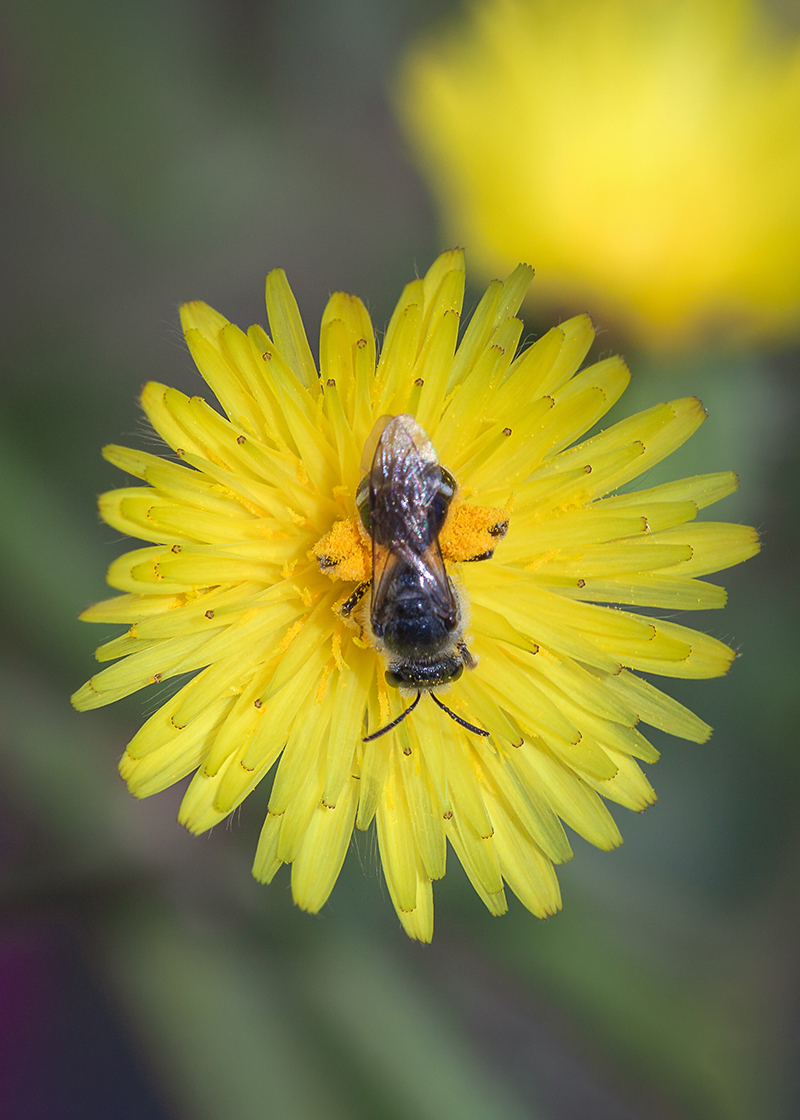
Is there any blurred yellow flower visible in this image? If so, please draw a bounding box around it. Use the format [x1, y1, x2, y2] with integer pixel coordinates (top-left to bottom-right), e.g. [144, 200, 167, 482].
[397, 0, 800, 349]
[73, 251, 758, 940]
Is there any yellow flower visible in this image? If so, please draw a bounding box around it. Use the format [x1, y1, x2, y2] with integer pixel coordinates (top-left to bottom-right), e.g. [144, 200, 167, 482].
[72, 251, 758, 940]
[397, 0, 800, 350]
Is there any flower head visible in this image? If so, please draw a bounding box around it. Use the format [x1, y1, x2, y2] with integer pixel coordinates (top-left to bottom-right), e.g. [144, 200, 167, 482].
[397, 0, 800, 350]
[73, 251, 758, 940]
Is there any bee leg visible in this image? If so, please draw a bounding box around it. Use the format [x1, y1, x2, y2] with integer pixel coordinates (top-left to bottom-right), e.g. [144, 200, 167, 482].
[457, 640, 476, 670]
[339, 580, 370, 619]
[464, 521, 509, 562]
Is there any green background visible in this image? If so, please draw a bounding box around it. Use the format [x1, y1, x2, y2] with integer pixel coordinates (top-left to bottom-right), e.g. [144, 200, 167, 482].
[0, 2, 796, 1117]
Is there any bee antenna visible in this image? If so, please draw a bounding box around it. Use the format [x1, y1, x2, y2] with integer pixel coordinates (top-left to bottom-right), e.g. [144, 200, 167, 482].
[362, 691, 422, 742]
[430, 693, 490, 737]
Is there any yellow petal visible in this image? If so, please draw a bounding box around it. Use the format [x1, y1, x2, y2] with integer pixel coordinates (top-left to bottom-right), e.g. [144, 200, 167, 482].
[291, 775, 359, 912]
[264, 268, 318, 388]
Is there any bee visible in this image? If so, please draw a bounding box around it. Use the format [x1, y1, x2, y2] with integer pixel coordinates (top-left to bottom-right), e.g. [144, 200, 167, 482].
[345, 414, 489, 742]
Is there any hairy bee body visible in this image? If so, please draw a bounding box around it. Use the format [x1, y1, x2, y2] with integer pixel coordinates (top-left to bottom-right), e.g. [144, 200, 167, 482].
[358, 415, 474, 692]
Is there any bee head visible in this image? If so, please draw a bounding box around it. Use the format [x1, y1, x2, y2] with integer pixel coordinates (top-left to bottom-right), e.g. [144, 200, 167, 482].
[385, 658, 464, 689]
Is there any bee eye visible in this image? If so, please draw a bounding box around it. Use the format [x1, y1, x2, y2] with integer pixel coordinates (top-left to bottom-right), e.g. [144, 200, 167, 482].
[385, 669, 402, 687]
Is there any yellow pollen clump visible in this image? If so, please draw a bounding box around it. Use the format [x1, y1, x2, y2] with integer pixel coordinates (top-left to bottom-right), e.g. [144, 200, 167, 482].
[312, 519, 371, 582]
[440, 504, 509, 562]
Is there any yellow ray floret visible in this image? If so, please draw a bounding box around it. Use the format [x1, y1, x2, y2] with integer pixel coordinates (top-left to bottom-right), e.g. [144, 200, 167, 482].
[73, 251, 759, 941]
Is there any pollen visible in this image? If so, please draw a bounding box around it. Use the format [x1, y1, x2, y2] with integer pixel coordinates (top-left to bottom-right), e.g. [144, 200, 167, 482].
[312, 518, 371, 582]
[440, 503, 510, 563]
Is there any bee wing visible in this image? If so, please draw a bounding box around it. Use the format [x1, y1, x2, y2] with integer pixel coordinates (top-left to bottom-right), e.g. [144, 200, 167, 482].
[372, 535, 455, 622]
[369, 415, 456, 619]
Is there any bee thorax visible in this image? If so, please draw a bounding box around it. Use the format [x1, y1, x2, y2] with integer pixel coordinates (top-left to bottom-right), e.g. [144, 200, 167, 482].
[383, 610, 455, 656]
